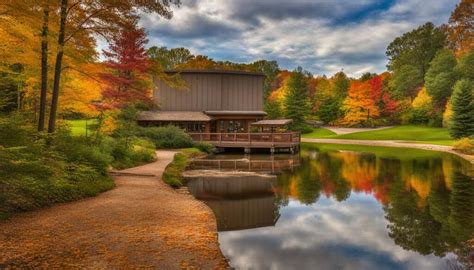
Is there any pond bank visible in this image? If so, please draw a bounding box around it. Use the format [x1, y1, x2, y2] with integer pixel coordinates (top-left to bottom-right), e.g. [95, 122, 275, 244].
[0, 150, 227, 269]
[301, 138, 474, 164]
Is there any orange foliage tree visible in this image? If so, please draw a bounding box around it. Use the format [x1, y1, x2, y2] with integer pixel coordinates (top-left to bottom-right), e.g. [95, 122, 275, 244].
[341, 80, 380, 126]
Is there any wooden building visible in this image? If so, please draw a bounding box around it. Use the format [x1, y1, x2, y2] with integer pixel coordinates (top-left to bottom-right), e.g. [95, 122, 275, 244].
[138, 69, 300, 152]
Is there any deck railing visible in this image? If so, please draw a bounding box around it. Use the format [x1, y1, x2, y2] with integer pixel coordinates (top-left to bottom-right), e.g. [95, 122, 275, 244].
[189, 157, 300, 172]
[187, 132, 301, 144]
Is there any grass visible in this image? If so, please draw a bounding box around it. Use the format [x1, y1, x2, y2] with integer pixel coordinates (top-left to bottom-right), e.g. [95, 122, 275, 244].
[302, 125, 454, 146]
[162, 148, 206, 188]
[301, 142, 447, 160]
[66, 119, 98, 136]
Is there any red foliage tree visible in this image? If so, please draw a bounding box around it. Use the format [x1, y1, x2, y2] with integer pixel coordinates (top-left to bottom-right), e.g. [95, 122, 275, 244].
[369, 75, 398, 116]
[100, 25, 152, 109]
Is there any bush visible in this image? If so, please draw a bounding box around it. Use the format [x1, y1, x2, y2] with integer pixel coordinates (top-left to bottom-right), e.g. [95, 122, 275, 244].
[289, 122, 313, 134]
[0, 114, 34, 147]
[194, 141, 215, 154]
[53, 133, 112, 175]
[106, 137, 156, 170]
[453, 138, 474, 155]
[162, 153, 189, 188]
[162, 148, 205, 188]
[409, 108, 431, 125]
[138, 125, 194, 149]
[0, 142, 114, 219]
[0, 113, 158, 219]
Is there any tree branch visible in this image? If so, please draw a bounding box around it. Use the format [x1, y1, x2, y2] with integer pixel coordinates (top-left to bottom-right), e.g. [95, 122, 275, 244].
[64, 7, 106, 44]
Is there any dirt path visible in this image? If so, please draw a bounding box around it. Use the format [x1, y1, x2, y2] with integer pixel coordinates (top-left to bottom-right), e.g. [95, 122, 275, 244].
[0, 150, 227, 269]
[325, 126, 393, 135]
[302, 138, 474, 164]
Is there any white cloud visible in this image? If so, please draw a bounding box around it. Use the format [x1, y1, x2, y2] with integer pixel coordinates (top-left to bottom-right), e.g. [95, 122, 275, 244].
[139, 0, 457, 77]
[218, 195, 450, 270]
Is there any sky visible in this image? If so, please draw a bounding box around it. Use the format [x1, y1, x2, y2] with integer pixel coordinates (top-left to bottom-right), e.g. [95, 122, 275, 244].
[139, 0, 457, 77]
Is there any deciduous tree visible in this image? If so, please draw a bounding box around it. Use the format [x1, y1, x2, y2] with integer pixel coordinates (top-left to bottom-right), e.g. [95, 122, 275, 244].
[386, 22, 446, 78]
[341, 80, 380, 126]
[47, 0, 181, 133]
[446, 0, 473, 56]
[100, 25, 152, 109]
[425, 49, 457, 109]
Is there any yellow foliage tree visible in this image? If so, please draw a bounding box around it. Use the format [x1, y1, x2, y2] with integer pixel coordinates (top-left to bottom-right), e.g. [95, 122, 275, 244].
[412, 87, 433, 109]
[442, 99, 453, 128]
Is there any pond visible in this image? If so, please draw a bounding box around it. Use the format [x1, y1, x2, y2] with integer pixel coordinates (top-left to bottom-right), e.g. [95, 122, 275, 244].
[185, 144, 474, 270]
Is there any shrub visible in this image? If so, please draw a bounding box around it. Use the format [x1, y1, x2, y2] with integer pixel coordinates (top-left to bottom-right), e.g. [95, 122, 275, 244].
[53, 132, 112, 175]
[194, 141, 215, 154]
[453, 138, 474, 155]
[139, 125, 194, 149]
[162, 148, 205, 188]
[289, 122, 313, 134]
[0, 114, 34, 147]
[0, 142, 114, 219]
[108, 137, 156, 170]
[162, 153, 189, 188]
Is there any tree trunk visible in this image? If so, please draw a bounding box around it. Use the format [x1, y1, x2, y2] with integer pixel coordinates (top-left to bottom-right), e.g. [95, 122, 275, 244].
[38, 0, 49, 131]
[48, 0, 68, 133]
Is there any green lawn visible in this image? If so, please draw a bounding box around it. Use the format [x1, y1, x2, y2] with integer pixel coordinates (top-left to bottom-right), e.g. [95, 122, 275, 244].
[302, 126, 454, 146]
[66, 119, 98, 136]
[301, 142, 446, 160]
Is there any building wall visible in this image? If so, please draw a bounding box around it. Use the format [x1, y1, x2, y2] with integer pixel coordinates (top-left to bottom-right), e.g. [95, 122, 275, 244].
[154, 72, 264, 111]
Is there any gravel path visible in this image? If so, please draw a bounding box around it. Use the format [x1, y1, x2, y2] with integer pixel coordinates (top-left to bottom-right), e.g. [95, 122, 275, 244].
[302, 138, 474, 164]
[0, 150, 227, 269]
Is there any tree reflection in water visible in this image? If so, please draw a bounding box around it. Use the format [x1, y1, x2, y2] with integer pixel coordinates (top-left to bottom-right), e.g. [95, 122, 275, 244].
[276, 147, 473, 267]
[187, 145, 473, 269]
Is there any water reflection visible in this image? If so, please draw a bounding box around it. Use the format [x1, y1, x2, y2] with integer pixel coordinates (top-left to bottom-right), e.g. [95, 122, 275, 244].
[187, 175, 280, 231]
[186, 145, 474, 269]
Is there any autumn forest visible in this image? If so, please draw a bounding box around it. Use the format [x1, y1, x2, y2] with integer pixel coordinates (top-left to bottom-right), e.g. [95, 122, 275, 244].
[0, 0, 473, 269]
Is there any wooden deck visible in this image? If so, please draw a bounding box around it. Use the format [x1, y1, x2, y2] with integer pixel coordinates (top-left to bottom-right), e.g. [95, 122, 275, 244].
[188, 132, 301, 152]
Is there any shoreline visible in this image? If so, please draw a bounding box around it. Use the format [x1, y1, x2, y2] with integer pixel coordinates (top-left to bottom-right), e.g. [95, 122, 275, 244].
[0, 150, 228, 269]
[301, 138, 474, 164]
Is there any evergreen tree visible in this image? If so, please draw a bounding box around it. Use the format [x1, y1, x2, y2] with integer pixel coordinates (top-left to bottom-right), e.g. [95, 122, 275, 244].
[264, 99, 283, 119]
[425, 49, 457, 109]
[284, 68, 311, 131]
[331, 71, 350, 99]
[318, 96, 341, 124]
[450, 79, 474, 139]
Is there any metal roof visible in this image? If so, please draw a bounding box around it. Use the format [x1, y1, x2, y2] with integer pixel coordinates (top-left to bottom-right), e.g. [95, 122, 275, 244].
[251, 119, 293, 126]
[204, 111, 267, 116]
[137, 111, 211, 122]
[163, 69, 265, 76]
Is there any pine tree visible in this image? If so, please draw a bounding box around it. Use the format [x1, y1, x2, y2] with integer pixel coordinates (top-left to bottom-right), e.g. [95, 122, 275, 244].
[284, 69, 311, 131]
[450, 79, 474, 139]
